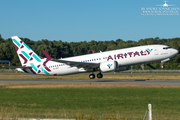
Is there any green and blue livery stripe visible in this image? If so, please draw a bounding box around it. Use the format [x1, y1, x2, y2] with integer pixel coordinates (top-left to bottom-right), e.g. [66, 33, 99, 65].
[30, 63, 38, 72]
[43, 69, 49, 75]
[12, 39, 21, 47]
[21, 51, 30, 59]
[147, 48, 151, 52]
[41, 67, 49, 75]
[32, 54, 41, 62]
[23, 43, 31, 50]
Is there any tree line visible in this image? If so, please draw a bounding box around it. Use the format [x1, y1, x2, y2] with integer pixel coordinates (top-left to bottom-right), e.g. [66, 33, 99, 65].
[0, 34, 180, 69]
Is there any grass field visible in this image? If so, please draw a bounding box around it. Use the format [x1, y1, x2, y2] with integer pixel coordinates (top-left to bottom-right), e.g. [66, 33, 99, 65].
[0, 84, 180, 120]
[1, 72, 180, 120]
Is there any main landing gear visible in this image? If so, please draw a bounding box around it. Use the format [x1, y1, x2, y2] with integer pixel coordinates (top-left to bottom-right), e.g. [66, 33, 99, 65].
[97, 73, 103, 78]
[89, 73, 103, 79]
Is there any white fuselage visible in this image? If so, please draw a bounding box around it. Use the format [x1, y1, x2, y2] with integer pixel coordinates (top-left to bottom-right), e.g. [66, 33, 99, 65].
[41, 44, 178, 75]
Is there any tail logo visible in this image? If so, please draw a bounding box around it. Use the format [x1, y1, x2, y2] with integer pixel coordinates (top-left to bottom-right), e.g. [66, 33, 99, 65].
[12, 36, 51, 75]
[107, 63, 112, 69]
[146, 48, 153, 55]
[147, 48, 151, 52]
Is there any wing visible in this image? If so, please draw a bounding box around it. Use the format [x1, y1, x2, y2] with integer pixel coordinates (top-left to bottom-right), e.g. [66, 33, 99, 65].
[51, 59, 99, 69]
[42, 49, 100, 69]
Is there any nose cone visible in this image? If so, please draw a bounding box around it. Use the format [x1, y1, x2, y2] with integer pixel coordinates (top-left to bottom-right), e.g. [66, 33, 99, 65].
[173, 49, 179, 55]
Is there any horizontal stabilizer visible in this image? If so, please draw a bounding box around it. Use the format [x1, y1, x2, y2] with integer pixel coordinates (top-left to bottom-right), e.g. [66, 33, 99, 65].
[8, 66, 35, 75]
[8, 66, 32, 69]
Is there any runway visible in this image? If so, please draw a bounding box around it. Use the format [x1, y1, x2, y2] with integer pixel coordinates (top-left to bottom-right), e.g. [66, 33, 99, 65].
[0, 79, 180, 85]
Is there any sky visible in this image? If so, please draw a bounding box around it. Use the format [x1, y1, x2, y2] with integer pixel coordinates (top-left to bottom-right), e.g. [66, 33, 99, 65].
[0, 0, 180, 42]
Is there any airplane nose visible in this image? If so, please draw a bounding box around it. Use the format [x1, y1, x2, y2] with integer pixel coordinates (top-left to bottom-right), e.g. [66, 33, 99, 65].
[174, 49, 179, 55]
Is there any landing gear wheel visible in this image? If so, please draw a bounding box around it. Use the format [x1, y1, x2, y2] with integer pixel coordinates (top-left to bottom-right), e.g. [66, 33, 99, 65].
[97, 73, 103, 78]
[89, 74, 95, 79]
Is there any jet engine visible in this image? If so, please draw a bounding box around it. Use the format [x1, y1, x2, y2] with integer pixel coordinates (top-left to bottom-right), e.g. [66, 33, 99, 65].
[99, 61, 119, 72]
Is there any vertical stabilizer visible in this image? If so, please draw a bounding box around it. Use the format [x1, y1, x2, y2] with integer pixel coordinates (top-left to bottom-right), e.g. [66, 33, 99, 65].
[11, 36, 49, 74]
[11, 36, 42, 66]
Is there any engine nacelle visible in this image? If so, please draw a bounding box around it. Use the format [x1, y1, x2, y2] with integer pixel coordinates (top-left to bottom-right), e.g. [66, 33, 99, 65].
[99, 61, 119, 72]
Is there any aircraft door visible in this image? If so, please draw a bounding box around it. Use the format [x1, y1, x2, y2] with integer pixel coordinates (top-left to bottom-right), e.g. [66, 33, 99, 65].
[154, 47, 158, 55]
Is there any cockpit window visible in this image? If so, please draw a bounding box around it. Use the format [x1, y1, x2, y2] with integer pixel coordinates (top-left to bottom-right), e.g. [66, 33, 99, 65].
[163, 46, 171, 50]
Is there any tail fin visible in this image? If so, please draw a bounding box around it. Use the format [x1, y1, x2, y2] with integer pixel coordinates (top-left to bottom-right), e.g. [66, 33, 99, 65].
[11, 36, 43, 66]
[11, 36, 51, 75]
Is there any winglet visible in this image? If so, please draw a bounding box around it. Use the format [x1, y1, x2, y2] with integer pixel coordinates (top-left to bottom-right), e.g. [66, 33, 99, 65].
[42, 49, 52, 60]
[92, 50, 95, 53]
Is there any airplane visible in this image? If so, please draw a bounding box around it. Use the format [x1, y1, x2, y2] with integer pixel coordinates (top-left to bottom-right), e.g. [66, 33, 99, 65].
[156, 1, 175, 7]
[11, 36, 178, 79]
